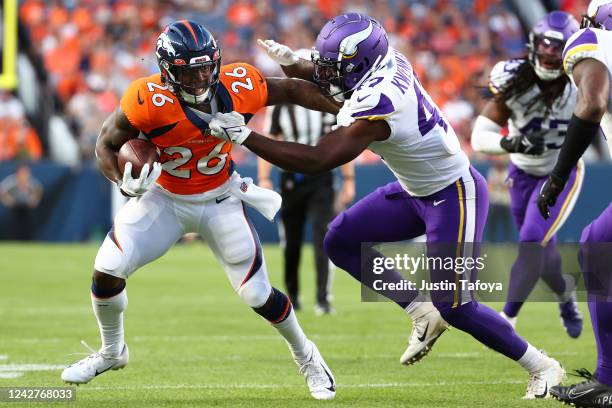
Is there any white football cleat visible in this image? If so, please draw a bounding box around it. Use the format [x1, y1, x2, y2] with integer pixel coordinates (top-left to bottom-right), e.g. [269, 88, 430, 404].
[500, 311, 518, 329]
[61, 343, 129, 384]
[400, 305, 449, 365]
[297, 340, 336, 400]
[524, 356, 566, 399]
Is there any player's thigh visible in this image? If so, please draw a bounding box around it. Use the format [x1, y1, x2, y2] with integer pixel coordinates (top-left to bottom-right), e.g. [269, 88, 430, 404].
[507, 164, 537, 230]
[94, 189, 184, 279]
[522, 161, 583, 244]
[198, 196, 265, 287]
[327, 181, 426, 244]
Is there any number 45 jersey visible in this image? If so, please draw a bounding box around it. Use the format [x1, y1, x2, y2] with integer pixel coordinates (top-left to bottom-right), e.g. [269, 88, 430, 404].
[120, 63, 268, 195]
[489, 59, 577, 177]
[338, 48, 469, 197]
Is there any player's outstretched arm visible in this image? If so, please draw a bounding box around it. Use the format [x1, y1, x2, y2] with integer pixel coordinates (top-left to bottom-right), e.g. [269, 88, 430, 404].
[257, 39, 315, 81]
[209, 112, 389, 174]
[266, 77, 340, 115]
[95, 108, 140, 183]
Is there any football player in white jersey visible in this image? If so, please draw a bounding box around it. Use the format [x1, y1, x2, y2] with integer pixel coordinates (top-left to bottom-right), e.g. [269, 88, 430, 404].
[471, 11, 584, 337]
[210, 13, 565, 399]
[539, 1, 612, 406]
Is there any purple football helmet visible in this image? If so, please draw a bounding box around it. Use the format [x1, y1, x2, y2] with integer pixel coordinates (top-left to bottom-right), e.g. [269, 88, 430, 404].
[528, 11, 579, 81]
[583, 0, 612, 30]
[312, 13, 389, 97]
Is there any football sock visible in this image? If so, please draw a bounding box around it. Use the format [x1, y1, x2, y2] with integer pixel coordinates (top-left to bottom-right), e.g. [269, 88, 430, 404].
[254, 288, 310, 361]
[503, 244, 545, 318]
[91, 288, 127, 358]
[589, 300, 612, 386]
[404, 297, 432, 319]
[518, 344, 548, 374]
[273, 310, 311, 362]
[440, 301, 528, 361]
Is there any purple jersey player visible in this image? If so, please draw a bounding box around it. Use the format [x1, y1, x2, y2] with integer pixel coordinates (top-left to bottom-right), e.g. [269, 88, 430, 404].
[471, 11, 583, 337]
[539, 1, 612, 406]
[210, 13, 565, 399]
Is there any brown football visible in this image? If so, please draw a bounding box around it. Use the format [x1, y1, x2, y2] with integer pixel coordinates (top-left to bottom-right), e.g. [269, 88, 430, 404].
[117, 139, 160, 178]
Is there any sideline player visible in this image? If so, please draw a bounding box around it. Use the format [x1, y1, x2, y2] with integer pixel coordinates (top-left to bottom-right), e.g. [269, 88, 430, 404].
[210, 13, 566, 398]
[60, 20, 338, 400]
[471, 11, 583, 337]
[538, 1, 612, 405]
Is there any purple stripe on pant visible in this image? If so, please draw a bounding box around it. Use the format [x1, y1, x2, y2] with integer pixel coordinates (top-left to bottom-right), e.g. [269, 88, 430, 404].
[324, 166, 529, 360]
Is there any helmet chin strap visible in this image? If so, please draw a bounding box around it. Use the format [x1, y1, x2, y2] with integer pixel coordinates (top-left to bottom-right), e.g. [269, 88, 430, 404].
[534, 59, 563, 81]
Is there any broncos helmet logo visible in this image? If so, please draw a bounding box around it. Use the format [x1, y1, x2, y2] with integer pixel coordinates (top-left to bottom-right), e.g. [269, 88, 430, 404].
[157, 32, 177, 57]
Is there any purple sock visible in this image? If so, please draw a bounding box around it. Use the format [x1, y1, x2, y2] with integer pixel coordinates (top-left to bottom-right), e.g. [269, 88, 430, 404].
[540, 244, 567, 297]
[589, 300, 612, 386]
[503, 244, 546, 317]
[440, 301, 528, 361]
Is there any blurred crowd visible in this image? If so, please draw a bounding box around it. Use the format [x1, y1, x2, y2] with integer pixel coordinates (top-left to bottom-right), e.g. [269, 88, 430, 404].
[8, 0, 591, 165]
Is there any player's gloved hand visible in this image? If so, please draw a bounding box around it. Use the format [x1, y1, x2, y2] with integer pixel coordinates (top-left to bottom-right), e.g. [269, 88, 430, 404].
[537, 173, 567, 219]
[117, 162, 162, 198]
[332, 101, 356, 131]
[257, 39, 300, 66]
[500, 133, 545, 155]
[208, 111, 252, 145]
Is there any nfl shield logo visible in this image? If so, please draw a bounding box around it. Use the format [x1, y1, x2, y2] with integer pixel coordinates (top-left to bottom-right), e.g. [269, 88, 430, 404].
[240, 182, 248, 192]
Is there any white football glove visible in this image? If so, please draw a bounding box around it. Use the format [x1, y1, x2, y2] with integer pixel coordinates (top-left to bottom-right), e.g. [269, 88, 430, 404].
[208, 111, 252, 145]
[332, 102, 357, 131]
[117, 161, 162, 197]
[257, 39, 300, 66]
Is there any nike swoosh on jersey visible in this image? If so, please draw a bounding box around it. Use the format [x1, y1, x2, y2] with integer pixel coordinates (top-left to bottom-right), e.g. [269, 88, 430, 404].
[137, 91, 144, 105]
[433, 200, 446, 207]
[215, 196, 230, 204]
[356, 95, 370, 103]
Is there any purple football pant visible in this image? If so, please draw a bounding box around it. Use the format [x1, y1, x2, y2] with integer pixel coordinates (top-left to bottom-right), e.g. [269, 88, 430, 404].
[579, 204, 612, 386]
[503, 161, 584, 318]
[324, 167, 528, 360]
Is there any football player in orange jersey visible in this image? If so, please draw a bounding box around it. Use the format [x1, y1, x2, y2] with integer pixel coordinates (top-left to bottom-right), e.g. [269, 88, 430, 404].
[60, 20, 339, 400]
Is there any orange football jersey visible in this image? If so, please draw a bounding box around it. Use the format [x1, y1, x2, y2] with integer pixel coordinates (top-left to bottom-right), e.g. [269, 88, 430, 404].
[120, 63, 268, 195]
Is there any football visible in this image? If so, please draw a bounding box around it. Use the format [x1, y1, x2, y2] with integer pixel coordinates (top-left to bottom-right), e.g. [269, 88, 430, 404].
[117, 139, 160, 178]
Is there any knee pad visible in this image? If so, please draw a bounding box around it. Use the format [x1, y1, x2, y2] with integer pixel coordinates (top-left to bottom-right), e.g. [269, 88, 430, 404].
[208, 213, 256, 264]
[94, 233, 132, 279]
[238, 279, 272, 308]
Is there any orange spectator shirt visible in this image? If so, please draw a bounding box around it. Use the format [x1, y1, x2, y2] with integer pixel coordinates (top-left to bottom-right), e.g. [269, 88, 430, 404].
[120, 63, 268, 195]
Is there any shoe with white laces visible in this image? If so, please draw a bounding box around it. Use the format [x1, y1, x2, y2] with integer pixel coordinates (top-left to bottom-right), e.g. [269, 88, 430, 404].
[523, 355, 566, 399]
[297, 340, 336, 400]
[500, 311, 517, 329]
[61, 342, 129, 384]
[400, 305, 449, 365]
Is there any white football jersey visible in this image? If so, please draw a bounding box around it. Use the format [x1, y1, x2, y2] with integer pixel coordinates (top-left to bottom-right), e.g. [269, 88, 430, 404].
[564, 27, 612, 153]
[338, 48, 469, 197]
[489, 59, 577, 177]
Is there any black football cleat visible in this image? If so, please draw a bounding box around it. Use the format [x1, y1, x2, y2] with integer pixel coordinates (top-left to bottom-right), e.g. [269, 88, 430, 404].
[550, 368, 612, 407]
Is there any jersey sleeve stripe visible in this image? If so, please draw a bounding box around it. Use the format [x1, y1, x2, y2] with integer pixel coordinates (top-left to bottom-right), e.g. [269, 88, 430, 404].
[563, 44, 599, 71]
[562, 28, 598, 60]
[352, 94, 395, 119]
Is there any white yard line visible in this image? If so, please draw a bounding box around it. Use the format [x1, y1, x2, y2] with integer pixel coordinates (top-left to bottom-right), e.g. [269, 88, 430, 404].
[82, 379, 525, 392]
[0, 373, 23, 379]
[0, 364, 65, 372]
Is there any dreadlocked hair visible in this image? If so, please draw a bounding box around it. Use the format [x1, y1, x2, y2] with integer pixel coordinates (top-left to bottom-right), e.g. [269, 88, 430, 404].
[493, 58, 571, 116]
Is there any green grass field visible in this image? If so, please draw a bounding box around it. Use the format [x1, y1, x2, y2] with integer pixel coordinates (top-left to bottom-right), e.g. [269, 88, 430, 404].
[0, 243, 597, 407]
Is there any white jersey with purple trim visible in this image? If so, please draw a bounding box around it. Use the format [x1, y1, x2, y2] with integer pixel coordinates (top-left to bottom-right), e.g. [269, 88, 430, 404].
[489, 59, 577, 177]
[338, 47, 469, 197]
[564, 27, 612, 152]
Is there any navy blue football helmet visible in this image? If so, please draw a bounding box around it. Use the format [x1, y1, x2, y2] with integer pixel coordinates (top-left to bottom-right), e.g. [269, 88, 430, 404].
[155, 20, 221, 104]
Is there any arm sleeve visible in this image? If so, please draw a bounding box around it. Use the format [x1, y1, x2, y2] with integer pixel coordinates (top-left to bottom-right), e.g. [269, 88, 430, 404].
[471, 115, 506, 154]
